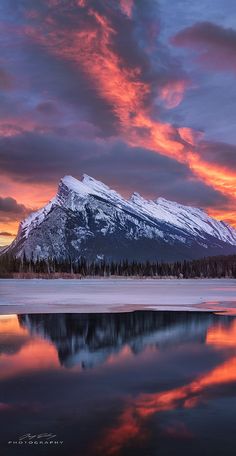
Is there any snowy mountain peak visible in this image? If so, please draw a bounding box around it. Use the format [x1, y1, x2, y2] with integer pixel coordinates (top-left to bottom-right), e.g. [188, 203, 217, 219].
[82, 173, 103, 187]
[130, 192, 147, 203]
[156, 196, 188, 209]
[5, 174, 236, 262]
[82, 174, 127, 204]
[82, 173, 112, 193]
[81, 174, 123, 202]
[59, 175, 90, 195]
[60, 174, 123, 201]
[156, 197, 169, 204]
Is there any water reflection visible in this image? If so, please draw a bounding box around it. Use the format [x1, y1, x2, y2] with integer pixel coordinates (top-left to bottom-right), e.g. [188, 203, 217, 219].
[18, 311, 225, 369]
[1, 311, 236, 456]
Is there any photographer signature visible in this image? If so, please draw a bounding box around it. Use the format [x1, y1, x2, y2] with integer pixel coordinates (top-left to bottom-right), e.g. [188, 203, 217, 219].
[19, 433, 57, 441]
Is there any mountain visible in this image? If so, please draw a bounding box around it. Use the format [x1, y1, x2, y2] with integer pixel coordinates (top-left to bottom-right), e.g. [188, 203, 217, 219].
[5, 174, 236, 262]
[18, 311, 222, 369]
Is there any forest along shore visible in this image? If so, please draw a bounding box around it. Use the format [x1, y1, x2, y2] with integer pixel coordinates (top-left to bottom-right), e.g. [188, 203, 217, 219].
[1, 273, 236, 280]
[1, 254, 236, 279]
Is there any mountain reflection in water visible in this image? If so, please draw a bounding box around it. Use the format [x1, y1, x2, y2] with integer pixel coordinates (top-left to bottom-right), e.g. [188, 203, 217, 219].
[18, 311, 223, 369]
[1, 311, 236, 456]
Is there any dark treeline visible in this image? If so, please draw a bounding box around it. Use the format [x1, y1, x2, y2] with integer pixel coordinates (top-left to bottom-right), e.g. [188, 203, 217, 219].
[1, 252, 236, 278]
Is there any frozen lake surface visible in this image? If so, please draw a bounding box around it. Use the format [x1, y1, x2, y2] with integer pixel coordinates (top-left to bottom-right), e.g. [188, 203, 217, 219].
[1, 278, 236, 314]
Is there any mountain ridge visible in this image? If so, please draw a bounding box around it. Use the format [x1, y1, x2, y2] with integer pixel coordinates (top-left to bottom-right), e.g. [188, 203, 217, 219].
[5, 174, 236, 262]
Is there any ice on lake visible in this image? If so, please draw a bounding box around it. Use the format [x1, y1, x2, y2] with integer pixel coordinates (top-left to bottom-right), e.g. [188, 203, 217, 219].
[1, 278, 236, 314]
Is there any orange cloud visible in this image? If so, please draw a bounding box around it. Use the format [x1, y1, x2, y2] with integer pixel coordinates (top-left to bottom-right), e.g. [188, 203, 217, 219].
[0, 314, 27, 335]
[178, 127, 204, 146]
[0, 175, 56, 245]
[24, 7, 186, 161]
[1, 3, 235, 233]
[0, 118, 37, 137]
[188, 153, 236, 199]
[97, 319, 236, 454]
[207, 319, 236, 347]
[98, 352, 236, 454]
[207, 208, 236, 227]
[0, 315, 59, 380]
[24, 6, 236, 223]
[159, 80, 189, 109]
[97, 407, 142, 455]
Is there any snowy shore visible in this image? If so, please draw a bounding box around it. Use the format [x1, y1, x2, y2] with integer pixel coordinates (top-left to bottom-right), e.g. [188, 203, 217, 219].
[1, 278, 236, 315]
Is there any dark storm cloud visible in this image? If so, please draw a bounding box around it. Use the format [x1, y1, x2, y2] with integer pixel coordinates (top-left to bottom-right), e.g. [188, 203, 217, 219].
[9, 44, 117, 136]
[0, 196, 27, 214]
[88, 143, 229, 209]
[199, 141, 236, 169]
[172, 21, 236, 72]
[0, 231, 15, 237]
[0, 196, 29, 222]
[0, 132, 102, 183]
[0, 131, 228, 210]
[0, 68, 13, 90]
[36, 102, 58, 115]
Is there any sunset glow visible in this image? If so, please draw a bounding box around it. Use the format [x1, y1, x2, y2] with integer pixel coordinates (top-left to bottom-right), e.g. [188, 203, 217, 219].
[98, 318, 236, 454]
[0, 315, 59, 380]
[1, 0, 236, 244]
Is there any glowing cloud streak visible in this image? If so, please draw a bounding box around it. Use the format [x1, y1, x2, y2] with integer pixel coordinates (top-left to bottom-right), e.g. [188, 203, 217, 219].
[97, 320, 236, 454]
[22, 4, 236, 224]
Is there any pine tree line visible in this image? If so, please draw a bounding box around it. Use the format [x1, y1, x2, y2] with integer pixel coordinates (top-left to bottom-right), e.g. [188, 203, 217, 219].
[1, 252, 236, 278]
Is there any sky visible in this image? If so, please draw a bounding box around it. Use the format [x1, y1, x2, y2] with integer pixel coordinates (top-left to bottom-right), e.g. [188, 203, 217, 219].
[1, 0, 236, 245]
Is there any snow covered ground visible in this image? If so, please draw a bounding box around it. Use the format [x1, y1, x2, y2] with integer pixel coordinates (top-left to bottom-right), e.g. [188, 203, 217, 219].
[1, 279, 236, 315]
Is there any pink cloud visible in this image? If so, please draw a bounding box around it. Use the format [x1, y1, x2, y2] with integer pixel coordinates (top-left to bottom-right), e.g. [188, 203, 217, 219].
[172, 22, 236, 73]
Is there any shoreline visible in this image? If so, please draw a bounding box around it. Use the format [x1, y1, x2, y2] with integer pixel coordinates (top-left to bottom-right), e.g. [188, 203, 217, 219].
[0, 273, 235, 280]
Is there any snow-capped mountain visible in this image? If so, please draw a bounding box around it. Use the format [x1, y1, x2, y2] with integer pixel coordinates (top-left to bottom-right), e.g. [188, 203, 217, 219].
[5, 174, 236, 261]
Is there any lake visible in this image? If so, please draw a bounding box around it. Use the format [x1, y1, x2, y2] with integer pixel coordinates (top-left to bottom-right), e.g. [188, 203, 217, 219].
[1, 278, 236, 314]
[1, 310, 236, 455]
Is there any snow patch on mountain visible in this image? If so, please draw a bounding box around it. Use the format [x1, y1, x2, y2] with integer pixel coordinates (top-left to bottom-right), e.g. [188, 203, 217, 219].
[16, 174, 236, 246]
[20, 198, 57, 239]
[5, 174, 236, 262]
